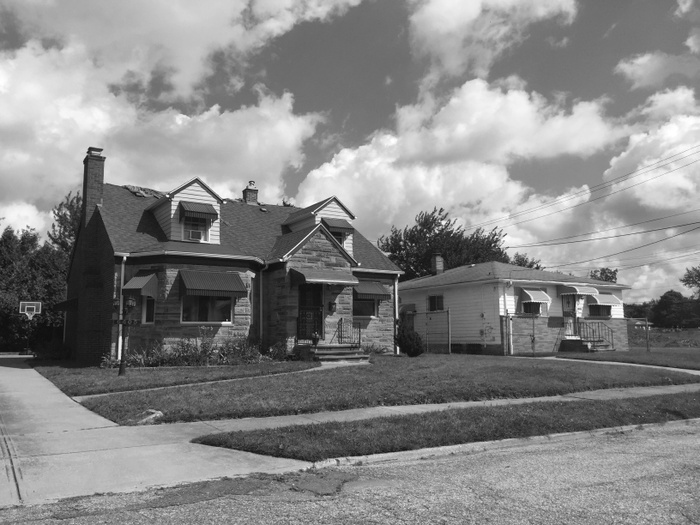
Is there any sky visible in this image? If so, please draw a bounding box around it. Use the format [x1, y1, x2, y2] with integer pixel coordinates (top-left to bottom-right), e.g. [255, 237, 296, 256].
[1, 0, 700, 303]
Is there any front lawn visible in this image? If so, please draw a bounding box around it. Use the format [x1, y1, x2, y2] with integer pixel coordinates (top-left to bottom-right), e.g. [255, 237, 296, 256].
[33, 360, 320, 397]
[195, 392, 700, 462]
[558, 347, 700, 370]
[79, 354, 700, 425]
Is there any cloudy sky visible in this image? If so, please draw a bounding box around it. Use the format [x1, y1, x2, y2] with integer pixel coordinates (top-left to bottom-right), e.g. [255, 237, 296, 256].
[1, 0, 700, 302]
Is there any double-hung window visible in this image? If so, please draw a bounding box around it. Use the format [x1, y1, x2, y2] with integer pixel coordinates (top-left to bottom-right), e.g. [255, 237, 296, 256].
[183, 217, 209, 242]
[181, 296, 232, 323]
[428, 295, 444, 312]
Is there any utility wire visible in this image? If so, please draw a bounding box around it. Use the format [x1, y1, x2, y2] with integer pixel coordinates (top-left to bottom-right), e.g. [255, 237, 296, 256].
[506, 207, 700, 248]
[508, 220, 700, 248]
[544, 225, 700, 269]
[465, 144, 700, 231]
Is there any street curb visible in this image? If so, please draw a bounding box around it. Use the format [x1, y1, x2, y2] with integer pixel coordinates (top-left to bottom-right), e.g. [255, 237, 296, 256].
[310, 417, 700, 470]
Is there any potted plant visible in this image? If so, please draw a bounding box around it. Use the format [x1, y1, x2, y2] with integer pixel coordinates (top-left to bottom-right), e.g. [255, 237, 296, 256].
[311, 331, 320, 347]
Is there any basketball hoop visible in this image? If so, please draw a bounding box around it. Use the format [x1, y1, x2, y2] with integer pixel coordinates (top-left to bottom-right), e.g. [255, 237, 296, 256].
[19, 301, 41, 321]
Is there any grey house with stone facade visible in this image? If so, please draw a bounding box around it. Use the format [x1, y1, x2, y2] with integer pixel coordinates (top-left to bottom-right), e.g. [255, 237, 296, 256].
[399, 258, 630, 355]
[62, 147, 402, 363]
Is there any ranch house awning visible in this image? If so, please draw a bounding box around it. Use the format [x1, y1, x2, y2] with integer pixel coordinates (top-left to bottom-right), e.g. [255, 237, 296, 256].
[291, 268, 359, 286]
[587, 294, 622, 306]
[520, 289, 551, 303]
[354, 281, 391, 300]
[179, 270, 246, 297]
[178, 201, 218, 221]
[558, 285, 598, 296]
[122, 272, 158, 298]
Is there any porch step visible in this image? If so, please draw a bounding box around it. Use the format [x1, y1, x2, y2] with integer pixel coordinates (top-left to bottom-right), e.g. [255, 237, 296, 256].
[295, 344, 369, 362]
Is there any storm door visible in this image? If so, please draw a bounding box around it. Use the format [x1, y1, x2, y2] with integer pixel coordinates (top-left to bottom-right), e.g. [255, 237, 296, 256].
[298, 283, 324, 340]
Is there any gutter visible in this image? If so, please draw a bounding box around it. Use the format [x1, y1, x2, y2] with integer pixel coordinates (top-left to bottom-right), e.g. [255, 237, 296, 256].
[116, 250, 265, 264]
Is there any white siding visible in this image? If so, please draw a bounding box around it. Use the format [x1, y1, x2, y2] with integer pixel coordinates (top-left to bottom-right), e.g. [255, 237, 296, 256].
[316, 200, 352, 221]
[169, 182, 221, 244]
[401, 283, 502, 345]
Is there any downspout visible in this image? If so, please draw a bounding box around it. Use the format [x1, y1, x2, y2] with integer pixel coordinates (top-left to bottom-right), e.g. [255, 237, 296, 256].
[259, 261, 269, 343]
[393, 275, 399, 355]
[117, 255, 126, 360]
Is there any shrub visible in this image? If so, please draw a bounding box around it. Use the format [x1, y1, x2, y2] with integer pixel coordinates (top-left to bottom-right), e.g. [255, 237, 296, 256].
[266, 340, 289, 361]
[217, 336, 262, 365]
[362, 342, 389, 355]
[396, 321, 424, 357]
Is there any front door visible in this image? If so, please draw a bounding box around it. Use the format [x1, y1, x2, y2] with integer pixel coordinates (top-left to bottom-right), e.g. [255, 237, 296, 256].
[298, 283, 323, 340]
[562, 295, 577, 337]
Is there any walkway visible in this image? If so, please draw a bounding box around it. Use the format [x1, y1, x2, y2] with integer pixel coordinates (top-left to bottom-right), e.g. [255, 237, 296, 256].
[2, 355, 700, 507]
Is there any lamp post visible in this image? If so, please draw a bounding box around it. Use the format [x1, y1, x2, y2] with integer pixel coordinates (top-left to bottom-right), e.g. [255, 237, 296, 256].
[117, 295, 137, 376]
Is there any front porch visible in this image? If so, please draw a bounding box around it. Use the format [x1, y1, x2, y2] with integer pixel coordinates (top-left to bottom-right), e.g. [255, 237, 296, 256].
[295, 317, 367, 362]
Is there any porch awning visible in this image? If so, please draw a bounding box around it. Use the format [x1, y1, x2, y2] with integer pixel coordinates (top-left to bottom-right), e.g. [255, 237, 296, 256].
[321, 218, 354, 231]
[122, 272, 158, 298]
[291, 268, 359, 286]
[179, 270, 246, 297]
[355, 281, 391, 300]
[588, 294, 622, 306]
[558, 285, 598, 296]
[520, 289, 551, 303]
[179, 201, 218, 221]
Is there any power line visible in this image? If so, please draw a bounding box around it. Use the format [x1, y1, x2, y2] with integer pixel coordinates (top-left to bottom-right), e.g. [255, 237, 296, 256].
[508, 220, 700, 248]
[465, 144, 700, 231]
[544, 225, 700, 269]
[506, 207, 700, 248]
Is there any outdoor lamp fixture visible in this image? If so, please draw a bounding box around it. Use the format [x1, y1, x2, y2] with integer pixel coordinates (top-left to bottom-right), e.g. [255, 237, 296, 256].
[328, 301, 336, 314]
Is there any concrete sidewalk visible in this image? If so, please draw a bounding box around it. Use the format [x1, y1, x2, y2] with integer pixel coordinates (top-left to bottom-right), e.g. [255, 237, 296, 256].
[3, 356, 700, 508]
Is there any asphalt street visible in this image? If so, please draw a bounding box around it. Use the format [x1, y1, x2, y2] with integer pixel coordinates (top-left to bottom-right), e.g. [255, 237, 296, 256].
[2, 419, 699, 524]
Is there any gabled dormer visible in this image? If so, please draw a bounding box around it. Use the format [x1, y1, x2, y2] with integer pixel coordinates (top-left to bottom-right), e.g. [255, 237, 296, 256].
[146, 177, 223, 244]
[283, 196, 356, 256]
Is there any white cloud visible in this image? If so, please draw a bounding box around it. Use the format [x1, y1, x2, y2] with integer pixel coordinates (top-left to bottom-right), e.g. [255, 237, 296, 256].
[633, 87, 699, 121]
[0, 202, 52, 238]
[616, 52, 700, 89]
[397, 79, 624, 165]
[1, 0, 362, 100]
[0, 40, 320, 229]
[408, 0, 577, 79]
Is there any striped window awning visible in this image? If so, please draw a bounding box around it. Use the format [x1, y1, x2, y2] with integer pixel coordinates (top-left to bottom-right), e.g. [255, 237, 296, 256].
[123, 272, 158, 298]
[558, 285, 598, 296]
[588, 294, 622, 306]
[179, 270, 246, 297]
[179, 201, 218, 221]
[520, 289, 551, 303]
[291, 268, 359, 286]
[354, 281, 391, 300]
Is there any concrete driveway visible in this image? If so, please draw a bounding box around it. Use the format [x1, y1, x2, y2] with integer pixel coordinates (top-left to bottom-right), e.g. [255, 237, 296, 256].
[0, 357, 309, 507]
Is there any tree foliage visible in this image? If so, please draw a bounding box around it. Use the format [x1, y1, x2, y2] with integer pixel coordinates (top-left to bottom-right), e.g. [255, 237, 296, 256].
[48, 191, 82, 256]
[589, 267, 618, 283]
[650, 290, 700, 328]
[0, 192, 81, 353]
[680, 266, 700, 298]
[378, 208, 540, 281]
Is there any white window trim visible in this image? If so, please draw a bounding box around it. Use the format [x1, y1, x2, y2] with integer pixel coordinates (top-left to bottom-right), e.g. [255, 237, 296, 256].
[428, 295, 444, 312]
[180, 296, 234, 325]
[181, 217, 211, 243]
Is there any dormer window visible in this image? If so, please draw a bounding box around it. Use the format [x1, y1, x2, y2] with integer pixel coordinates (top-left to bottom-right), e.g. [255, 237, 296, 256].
[184, 216, 209, 242]
[179, 201, 218, 243]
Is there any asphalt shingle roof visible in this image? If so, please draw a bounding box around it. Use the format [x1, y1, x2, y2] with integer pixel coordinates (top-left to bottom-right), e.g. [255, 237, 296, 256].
[399, 261, 629, 291]
[99, 183, 400, 273]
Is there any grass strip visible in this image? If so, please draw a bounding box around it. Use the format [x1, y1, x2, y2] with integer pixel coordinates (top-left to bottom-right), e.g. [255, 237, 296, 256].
[79, 354, 700, 425]
[194, 392, 700, 462]
[558, 347, 700, 370]
[34, 361, 320, 396]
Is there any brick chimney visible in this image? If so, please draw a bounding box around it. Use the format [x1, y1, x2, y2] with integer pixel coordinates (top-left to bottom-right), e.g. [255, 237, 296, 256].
[431, 253, 444, 275]
[242, 181, 258, 204]
[82, 147, 105, 227]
